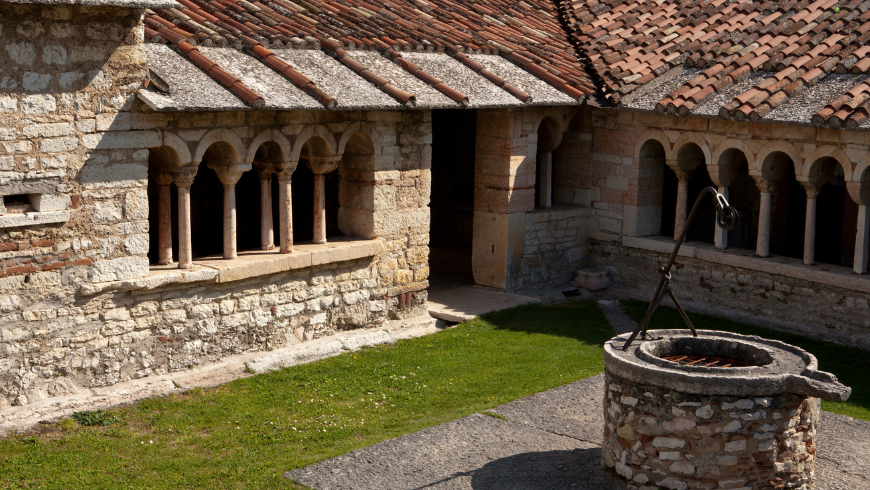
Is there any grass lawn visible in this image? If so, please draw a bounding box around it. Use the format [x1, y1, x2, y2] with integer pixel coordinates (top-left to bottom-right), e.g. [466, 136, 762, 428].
[621, 299, 870, 421]
[0, 300, 614, 490]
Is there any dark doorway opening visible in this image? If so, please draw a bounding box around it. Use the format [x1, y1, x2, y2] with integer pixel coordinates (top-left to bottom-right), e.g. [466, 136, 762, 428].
[429, 109, 477, 293]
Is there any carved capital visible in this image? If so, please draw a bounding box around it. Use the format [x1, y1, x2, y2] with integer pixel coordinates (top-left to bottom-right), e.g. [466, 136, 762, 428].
[754, 176, 775, 193]
[803, 183, 821, 200]
[273, 161, 299, 181]
[668, 165, 693, 182]
[208, 162, 251, 185]
[172, 166, 199, 188]
[305, 155, 340, 175]
[149, 164, 175, 186]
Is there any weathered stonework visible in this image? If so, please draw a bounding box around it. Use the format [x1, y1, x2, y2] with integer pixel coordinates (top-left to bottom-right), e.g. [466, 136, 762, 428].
[603, 372, 819, 490]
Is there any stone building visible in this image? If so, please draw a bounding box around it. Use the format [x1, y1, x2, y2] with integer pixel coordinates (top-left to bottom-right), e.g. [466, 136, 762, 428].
[0, 0, 868, 410]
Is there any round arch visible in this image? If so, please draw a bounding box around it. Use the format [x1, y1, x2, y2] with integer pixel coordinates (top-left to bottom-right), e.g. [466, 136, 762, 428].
[754, 141, 801, 174]
[338, 121, 380, 156]
[194, 128, 246, 164]
[712, 139, 754, 169]
[672, 132, 710, 167]
[634, 130, 672, 161]
[290, 125, 338, 161]
[161, 132, 192, 165]
[803, 146, 852, 181]
[245, 129, 291, 165]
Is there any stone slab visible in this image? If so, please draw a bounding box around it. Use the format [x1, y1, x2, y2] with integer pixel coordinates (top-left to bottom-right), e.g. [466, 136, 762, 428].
[288, 374, 870, 490]
[287, 412, 620, 490]
[427, 286, 541, 322]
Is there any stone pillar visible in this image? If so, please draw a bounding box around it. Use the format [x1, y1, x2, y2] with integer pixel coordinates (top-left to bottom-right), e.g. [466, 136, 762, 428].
[274, 162, 298, 253]
[208, 162, 251, 259]
[802, 184, 820, 266]
[855, 205, 870, 274]
[714, 186, 729, 250]
[258, 167, 275, 251]
[755, 177, 775, 258]
[305, 156, 340, 245]
[173, 166, 198, 269]
[537, 151, 552, 209]
[671, 168, 691, 242]
[150, 167, 175, 265]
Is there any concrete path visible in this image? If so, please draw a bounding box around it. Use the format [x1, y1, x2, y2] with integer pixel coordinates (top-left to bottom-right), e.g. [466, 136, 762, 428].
[427, 287, 541, 322]
[287, 301, 870, 490]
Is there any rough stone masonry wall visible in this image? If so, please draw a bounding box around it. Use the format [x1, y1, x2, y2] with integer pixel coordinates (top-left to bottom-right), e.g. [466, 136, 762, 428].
[0, 2, 431, 408]
[603, 372, 819, 490]
[584, 106, 870, 338]
[0, 103, 432, 409]
[515, 206, 589, 292]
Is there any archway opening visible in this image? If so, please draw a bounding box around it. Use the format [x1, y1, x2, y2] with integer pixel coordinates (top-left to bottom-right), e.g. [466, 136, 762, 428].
[813, 157, 857, 267]
[535, 116, 560, 209]
[763, 152, 804, 259]
[718, 148, 756, 250]
[252, 140, 287, 249]
[552, 112, 591, 205]
[299, 136, 340, 242]
[146, 146, 180, 265]
[339, 132, 376, 239]
[190, 141, 239, 259]
[429, 109, 476, 292]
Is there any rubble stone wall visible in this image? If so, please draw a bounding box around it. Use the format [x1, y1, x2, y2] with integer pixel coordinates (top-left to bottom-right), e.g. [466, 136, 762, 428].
[586, 107, 870, 338]
[0, 4, 431, 407]
[603, 372, 819, 490]
[514, 206, 589, 292]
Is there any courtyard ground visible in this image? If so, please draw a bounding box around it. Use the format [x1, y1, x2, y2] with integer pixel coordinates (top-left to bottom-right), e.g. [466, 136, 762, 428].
[0, 300, 867, 489]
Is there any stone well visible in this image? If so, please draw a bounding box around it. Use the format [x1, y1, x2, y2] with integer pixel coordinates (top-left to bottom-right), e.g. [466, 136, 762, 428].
[602, 330, 851, 490]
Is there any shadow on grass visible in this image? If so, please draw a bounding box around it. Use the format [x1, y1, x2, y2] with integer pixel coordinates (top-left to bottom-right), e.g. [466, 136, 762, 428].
[621, 299, 870, 421]
[480, 300, 616, 349]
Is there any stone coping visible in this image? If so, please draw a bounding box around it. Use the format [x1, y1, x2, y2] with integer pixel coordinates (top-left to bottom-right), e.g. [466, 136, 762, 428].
[623, 235, 870, 295]
[0, 210, 69, 230]
[78, 238, 385, 296]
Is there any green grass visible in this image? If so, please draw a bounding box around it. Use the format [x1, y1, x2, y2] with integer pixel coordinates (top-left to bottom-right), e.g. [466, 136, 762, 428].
[621, 299, 870, 421]
[0, 300, 614, 490]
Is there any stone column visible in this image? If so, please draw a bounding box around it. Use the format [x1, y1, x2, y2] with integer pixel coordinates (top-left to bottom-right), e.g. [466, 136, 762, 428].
[274, 162, 298, 253]
[754, 177, 775, 258]
[802, 184, 820, 266]
[258, 166, 275, 251]
[714, 186, 729, 250]
[537, 151, 552, 209]
[305, 156, 340, 245]
[208, 162, 251, 260]
[173, 166, 198, 269]
[149, 167, 175, 265]
[671, 167, 691, 242]
[855, 205, 870, 274]
[847, 181, 870, 274]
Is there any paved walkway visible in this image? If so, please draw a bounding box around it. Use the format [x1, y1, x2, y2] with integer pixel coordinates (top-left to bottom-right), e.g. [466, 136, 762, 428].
[287, 301, 870, 490]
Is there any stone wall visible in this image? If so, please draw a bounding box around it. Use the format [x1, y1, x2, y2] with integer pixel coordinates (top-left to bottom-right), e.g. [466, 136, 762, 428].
[584, 106, 870, 338]
[0, 4, 432, 407]
[603, 372, 819, 490]
[514, 206, 589, 292]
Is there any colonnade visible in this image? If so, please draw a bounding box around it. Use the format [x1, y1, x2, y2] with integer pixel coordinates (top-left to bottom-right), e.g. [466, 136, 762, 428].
[151, 156, 339, 269]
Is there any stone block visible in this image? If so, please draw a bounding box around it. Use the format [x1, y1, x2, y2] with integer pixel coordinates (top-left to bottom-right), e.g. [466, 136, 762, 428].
[82, 131, 161, 150]
[89, 257, 149, 283]
[18, 94, 56, 114]
[29, 194, 69, 212]
[96, 112, 132, 132]
[571, 268, 612, 290]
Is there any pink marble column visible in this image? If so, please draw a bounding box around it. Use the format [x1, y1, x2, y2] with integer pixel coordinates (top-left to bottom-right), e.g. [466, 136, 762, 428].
[258, 169, 274, 251]
[209, 163, 251, 260]
[158, 184, 173, 265]
[847, 181, 870, 274]
[671, 167, 692, 242]
[754, 177, 775, 258]
[274, 162, 297, 253]
[802, 184, 819, 266]
[305, 156, 340, 245]
[173, 166, 198, 269]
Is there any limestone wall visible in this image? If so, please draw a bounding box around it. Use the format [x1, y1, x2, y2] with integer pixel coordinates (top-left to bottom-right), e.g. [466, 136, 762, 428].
[514, 206, 589, 293]
[585, 107, 870, 339]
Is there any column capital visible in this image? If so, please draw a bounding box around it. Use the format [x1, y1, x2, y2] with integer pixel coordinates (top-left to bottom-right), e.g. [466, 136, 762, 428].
[667, 164, 693, 182]
[172, 166, 199, 188]
[149, 164, 175, 186]
[305, 155, 340, 175]
[802, 183, 821, 199]
[273, 161, 299, 181]
[208, 162, 251, 186]
[753, 176, 775, 193]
